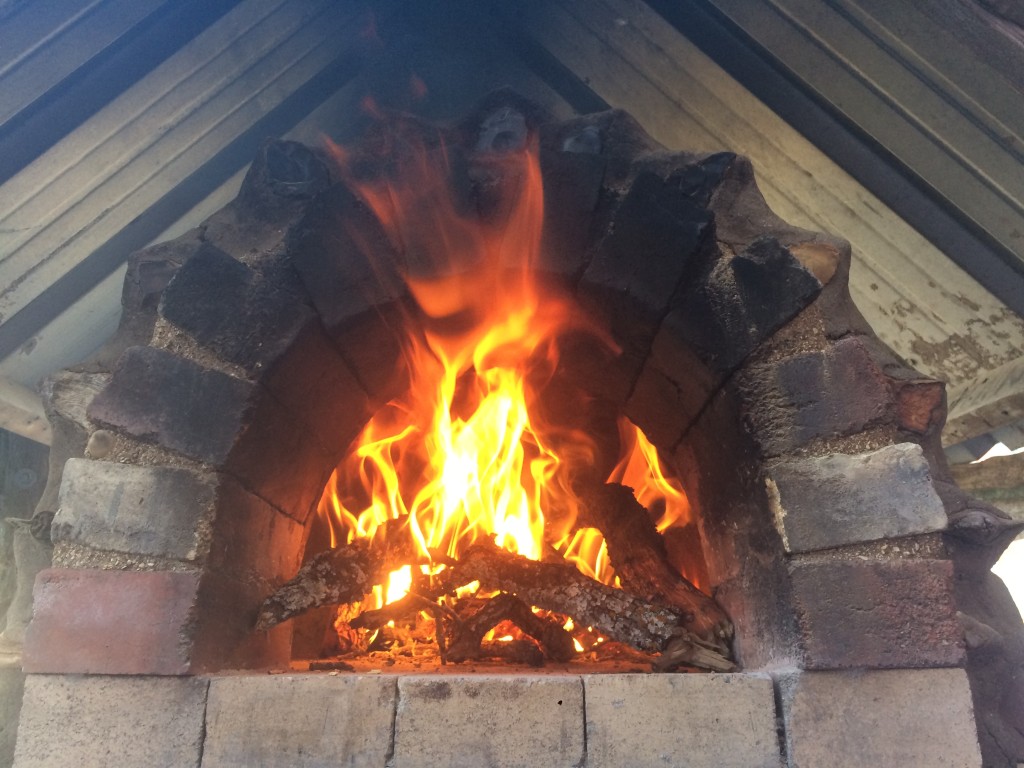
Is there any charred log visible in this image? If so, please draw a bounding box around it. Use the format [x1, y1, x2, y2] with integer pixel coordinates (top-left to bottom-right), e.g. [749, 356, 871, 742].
[452, 542, 686, 654]
[578, 482, 732, 641]
[255, 517, 414, 631]
[447, 593, 576, 663]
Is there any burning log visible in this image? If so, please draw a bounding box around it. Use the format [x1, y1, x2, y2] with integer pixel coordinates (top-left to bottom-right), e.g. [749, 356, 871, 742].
[451, 541, 733, 672]
[255, 517, 413, 631]
[447, 593, 576, 663]
[577, 482, 733, 641]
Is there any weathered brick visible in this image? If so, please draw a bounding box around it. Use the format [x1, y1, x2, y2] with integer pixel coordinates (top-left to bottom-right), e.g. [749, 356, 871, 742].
[584, 674, 779, 768]
[14, 674, 208, 768]
[777, 668, 981, 767]
[202, 674, 395, 767]
[739, 336, 893, 455]
[53, 459, 216, 562]
[393, 675, 583, 768]
[767, 443, 948, 553]
[88, 346, 253, 466]
[789, 558, 964, 669]
[159, 243, 315, 374]
[23, 568, 200, 675]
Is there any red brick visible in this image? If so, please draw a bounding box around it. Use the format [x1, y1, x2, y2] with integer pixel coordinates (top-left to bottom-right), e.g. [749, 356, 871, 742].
[23, 569, 200, 675]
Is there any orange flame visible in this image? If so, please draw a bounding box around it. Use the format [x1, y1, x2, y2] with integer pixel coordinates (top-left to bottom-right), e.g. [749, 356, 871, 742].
[318, 114, 691, 609]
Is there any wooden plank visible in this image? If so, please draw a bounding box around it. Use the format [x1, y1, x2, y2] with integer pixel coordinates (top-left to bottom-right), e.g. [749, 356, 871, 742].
[0, 0, 168, 127]
[0, 378, 51, 445]
[708, 0, 1024, 271]
[509, 0, 1024, 399]
[0, 0, 362, 322]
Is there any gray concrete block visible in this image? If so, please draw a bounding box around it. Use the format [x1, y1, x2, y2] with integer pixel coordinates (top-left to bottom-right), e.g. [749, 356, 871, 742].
[778, 668, 982, 767]
[394, 675, 584, 768]
[0, 662, 25, 768]
[584, 673, 780, 768]
[54, 459, 215, 562]
[202, 674, 396, 768]
[13, 674, 208, 768]
[767, 442, 947, 553]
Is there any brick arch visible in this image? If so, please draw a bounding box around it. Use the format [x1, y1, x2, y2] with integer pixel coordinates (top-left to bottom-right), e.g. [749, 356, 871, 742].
[26, 106, 959, 676]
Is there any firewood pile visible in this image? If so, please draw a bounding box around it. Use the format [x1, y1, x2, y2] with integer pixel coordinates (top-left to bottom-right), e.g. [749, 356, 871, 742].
[256, 481, 735, 672]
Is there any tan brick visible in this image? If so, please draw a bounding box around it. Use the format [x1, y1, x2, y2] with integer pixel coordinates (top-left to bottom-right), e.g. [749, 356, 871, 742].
[779, 668, 982, 767]
[13, 674, 207, 768]
[584, 673, 780, 768]
[202, 674, 395, 768]
[394, 675, 583, 768]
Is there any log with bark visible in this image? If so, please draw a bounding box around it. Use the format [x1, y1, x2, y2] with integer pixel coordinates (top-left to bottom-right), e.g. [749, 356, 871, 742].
[446, 593, 576, 663]
[577, 482, 733, 643]
[450, 540, 734, 670]
[255, 516, 414, 631]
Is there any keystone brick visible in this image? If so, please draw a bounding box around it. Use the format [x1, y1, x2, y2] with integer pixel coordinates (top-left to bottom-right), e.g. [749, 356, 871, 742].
[202, 674, 395, 767]
[23, 568, 200, 675]
[53, 459, 216, 562]
[777, 668, 981, 767]
[789, 558, 964, 669]
[14, 674, 208, 768]
[767, 442, 948, 553]
[393, 675, 584, 768]
[584, 674, 780, 768]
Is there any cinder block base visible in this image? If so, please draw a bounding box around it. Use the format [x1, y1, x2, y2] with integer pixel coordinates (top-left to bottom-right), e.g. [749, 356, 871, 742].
[202, 674, 396, 767]
[584, 674, 780, 768]
[13, 674, 208, 768]
[777, 668, 982, 767]
[394, 676, 584, 768]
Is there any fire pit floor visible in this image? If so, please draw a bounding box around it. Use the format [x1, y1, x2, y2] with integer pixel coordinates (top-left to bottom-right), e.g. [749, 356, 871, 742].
[14, 668, 981, 767]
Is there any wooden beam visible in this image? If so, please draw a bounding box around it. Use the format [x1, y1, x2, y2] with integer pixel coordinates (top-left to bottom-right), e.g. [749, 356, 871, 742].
[0, 378, 50, 445]
[946, 357, 1024, 446]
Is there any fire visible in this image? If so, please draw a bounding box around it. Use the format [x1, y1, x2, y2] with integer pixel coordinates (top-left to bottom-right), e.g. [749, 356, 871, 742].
[317, 111, 691, 616]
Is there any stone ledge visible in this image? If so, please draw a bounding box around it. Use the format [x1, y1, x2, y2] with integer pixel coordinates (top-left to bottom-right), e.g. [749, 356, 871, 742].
[776, 668, 981, 767]
[584, 673, 780, 768]
[394, 675, 584, 768]
[14, 674, 208, 768]
[202, 674, 395, 767]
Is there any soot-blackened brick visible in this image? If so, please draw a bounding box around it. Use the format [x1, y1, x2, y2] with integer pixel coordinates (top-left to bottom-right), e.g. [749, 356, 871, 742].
[88, 346, 253, 466]
[159, 243, 314, 374]
[671, 238, 821, 375]
[789, 558, 964, 669]
[739, 336, 893, 455]
[538, 146, 605, 279]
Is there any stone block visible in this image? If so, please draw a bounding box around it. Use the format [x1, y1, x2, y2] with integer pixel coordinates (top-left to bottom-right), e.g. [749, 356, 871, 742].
[789, 558, 964, 669]
[767, 443, 948, 553]
[88, 346, 253, 466]
[13, 674, 207, 768]
[53, 459, 216, 562]
[159, 243, 317, 375]
[23, 568, 200, 675]
[202, 674, 395, 767]
[584, 673, 780, 768]
[739, 336, 893, 456]
[777, 668, 982, 767]
[0, 663, 24, 768]
[393, 675, 584, 768]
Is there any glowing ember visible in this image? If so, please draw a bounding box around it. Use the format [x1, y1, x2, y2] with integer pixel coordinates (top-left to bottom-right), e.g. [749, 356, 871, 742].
[316, 110, 692, 622]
